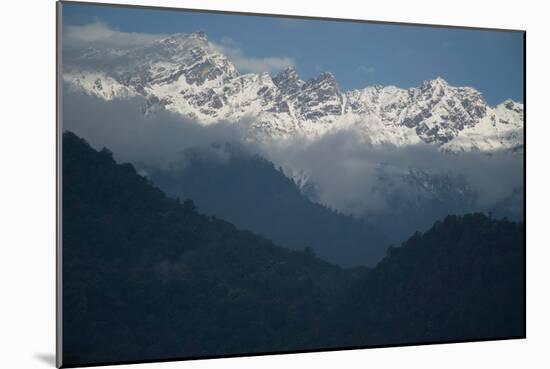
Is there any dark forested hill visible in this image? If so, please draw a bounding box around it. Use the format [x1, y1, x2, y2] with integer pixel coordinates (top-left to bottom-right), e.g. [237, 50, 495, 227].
[62, 132, 524, 367]
[144, 144, 389, 267]
[62, 132, 348, 365]
[330, 213, 525, 347]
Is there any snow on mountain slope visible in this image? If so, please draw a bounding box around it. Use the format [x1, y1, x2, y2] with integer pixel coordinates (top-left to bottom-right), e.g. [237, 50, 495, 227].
[63, 31, 524, 153]
[441, 100, 524, 152]
[63, 72, 137, 100]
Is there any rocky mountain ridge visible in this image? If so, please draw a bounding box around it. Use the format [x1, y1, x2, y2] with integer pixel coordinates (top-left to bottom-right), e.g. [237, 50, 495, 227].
[63, 31, 524, 152]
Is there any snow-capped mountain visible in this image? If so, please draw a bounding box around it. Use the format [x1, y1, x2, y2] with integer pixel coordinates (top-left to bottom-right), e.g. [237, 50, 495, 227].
[63, 31, 524, 152]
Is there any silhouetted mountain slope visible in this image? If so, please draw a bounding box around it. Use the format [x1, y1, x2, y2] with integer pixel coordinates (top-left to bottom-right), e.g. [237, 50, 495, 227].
[145, 144, 389, 267]
[62, 132, 524, 367]
[331, 213, 525, 346]
[62, 132, 348, 365]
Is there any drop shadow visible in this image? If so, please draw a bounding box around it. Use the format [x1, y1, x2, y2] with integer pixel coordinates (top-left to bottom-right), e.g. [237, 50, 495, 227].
[34, 353, 56, 367]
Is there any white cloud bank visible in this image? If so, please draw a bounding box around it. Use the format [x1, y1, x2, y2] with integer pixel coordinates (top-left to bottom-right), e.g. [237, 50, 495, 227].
[63, 21, 294, 74]
[63, 21, 165, 49]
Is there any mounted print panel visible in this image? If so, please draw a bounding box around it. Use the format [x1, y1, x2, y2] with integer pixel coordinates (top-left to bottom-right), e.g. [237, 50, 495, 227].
[57, 1, 525, 367]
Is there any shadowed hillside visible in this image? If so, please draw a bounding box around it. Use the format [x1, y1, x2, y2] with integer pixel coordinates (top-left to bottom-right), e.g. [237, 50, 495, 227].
[330, 213, 525, 347]
[144, 143, 389, 267]
[62, 131, 524, 367]
[62, 132, 348, 365]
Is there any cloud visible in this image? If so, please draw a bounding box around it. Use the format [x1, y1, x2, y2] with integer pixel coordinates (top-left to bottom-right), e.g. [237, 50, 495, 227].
[232, 55, 294, 74]
[63, 85, 523, 220]
[60, 20, 524, 243]
[257, 128, 524, 217]
[63, 21, 165, 49]
[63, 85, 523, 243]
[62, 86, 245, 168]
[64, 21, 294, 75]
[212, 38, 294, 74]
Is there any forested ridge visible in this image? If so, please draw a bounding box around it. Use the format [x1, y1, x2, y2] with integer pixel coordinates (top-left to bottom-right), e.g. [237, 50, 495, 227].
[62, 131, 524, 367]
[145, 143, 388, 267]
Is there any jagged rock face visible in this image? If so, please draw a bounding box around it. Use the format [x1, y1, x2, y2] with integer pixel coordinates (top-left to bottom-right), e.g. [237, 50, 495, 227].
[122, 33, 239, 87]
[405, 80, 488, 144]
[272, 66, 304, 95]
[294, 72, 343, 120]
[63, 31, 524, 152]
[345, 78, 494, 146]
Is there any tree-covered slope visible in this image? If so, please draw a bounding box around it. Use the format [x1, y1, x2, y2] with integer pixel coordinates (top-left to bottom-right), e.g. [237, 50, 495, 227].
[331, 214, 525, 347]
[62, 132, 348, 365]
[62, 132, 524, 367]
[145, 144, 389, 267]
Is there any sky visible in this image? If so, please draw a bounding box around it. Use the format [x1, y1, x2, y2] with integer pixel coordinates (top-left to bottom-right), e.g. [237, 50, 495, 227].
[62, 2, 524, 106]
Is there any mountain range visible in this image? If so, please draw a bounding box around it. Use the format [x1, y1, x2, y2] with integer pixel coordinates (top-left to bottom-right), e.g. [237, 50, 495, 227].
[63, 31, 524, 152]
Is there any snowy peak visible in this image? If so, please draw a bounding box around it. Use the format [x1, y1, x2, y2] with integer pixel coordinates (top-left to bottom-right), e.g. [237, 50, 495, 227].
[291, 72, 343, 121]
[310, 72, 337, 86]
[401, 78, 490, 144]
[420, 76, 449, 94]
[64, 31, 523, 153]
[304, 72, 339, 97]
[140, 32, 239, 87]
[273, 66, 304, 95]
[499, 99, 524, 116]
[163, 31, 208, 42]
[157, 31, 210, 52]
[274, 66, 300, 83]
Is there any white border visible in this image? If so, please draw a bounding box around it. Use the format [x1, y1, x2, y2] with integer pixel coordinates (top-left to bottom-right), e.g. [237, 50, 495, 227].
[1, 1, 549, 368]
